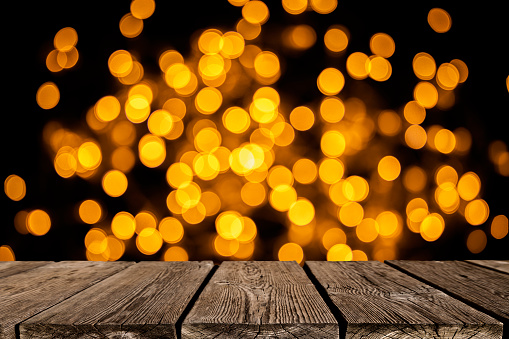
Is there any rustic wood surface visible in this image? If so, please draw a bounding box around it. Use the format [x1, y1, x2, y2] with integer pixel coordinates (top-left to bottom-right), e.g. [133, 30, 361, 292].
[467, 260, 509, 274]
[19, 261, 214, 339]
[388, 260, 509, 337]
[307, 261, 502, 339]
[0, 261, 132, 339]
[0, 261, 52, 279]
[182, 261, 338, 338]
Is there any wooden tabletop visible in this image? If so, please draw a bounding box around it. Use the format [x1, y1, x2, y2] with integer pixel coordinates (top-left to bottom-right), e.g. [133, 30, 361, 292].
[0, 260, 507, 339]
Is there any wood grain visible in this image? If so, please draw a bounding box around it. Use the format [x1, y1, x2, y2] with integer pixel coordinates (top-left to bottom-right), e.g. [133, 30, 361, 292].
[307, 261, 502, 339]
[19, 261, 214, 339]
[0, 261, 132, 339]
[388, 260, 509, 337]
[467, 260, 509, 274]
[182, 261, 338, 338]
[0, 261, 52, 279]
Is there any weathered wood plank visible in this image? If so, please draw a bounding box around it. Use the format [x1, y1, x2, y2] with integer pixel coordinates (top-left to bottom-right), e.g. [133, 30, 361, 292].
[182, 261, 338, 338]
[20, 261, 214, 339]
[0, 261, 52, 279]
[388, 260, 509, 337]
[0, 261, 132, 339]
[467, 260, 509, 274]
[307, 261, 502, 339]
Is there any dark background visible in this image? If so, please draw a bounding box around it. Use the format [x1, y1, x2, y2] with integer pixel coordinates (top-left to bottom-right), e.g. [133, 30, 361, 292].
[1, 1, 508, 260]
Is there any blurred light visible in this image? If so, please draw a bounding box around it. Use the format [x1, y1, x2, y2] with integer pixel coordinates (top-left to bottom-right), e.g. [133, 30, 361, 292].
[0, 245, 15, 261]
[283, 25, 316, 51]
[377, 155, 401, 181]
[412, 52, 436, 80]
[111, 211, 136, 240]
[327, 243, 352, 261]
[14, 210, 29, 235]
[491, 215, 508, 239]
[369, 33, 395, 58]
[324, 26, 349, 53]
[377, 110, 401, 136]
[346, 52, 369, 80]
[403, 166, 427, 193]
[270, 184, 297, 211]
[119, 13, 143, 38]
[54, 27, 78, 52]
[434, 129, 456, 154]
[466, 229, 487, 254]
[465, 199, 489, 226]
[343, 175, 369, 202]
[288, 198, 315, 226]
[320, 97, 345, 123]
[163, 246, 189, 261]
[319, 158, 344, 184]
[136, 228, 163, 255]
[78, 141, 102, 170]
[4, 174, 26, 201]
[367, 56, 392, 82]
[435, 165, 458, 188]
[108, 50, 133, 78]
[241, 181, 266, 206]
[223, 107, 251, 134]
[195, 87, 223, 115]
[216, 211, 244, 240]
[317, 68, 345, 95]
[221, 31, 245, 58]
[282, 0, 308, 15]
[278, 242, 304, 264]
[321, 130, 346, 157]
[236, 18, 261, 40]
[159, 217, 184, 243]
[102, 170, 128, 197]
[242, 0, 270, 25]
[403, 101, 426, 124]
[310, 0, 337, 14]
[27, 209, 51, 236]
[293, 158, 317, 184]
[135, 211, 157, 234]
[436, 63, 460, 90]
[111, 147, 136, 173]
[139, 134, 166, 168]
[79, 200, 102, 224]
[322, 227, 346, 250]
[95, 96, 121, 122]
[159, 50, 184, 73]
[130, 0, 156, 19]
[254, 51, 280, 79]
[356, 218, 379, 242]
[290, 106, 315, 131]
[428, 8, 452, 33]
[376, 211, 401, 238]
[414, 81, 438, 108]
[36, 82, 60, 109]
[420, 213, 445, 241]
[214, 235, 239, 257]
[458, 172, 481, 201]
[339, 202, 364, 226]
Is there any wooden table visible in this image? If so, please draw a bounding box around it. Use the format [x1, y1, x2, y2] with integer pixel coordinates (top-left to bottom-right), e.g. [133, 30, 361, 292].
[0, 260, 507, 338]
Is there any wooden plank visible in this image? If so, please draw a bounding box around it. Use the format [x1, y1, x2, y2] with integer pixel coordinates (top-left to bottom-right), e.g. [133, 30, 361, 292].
[0, 261, 132, 339]
[467, 260, 509, 274]
[307, 261, 502, 339]
[388, 260, 509, 336]
[0, 261, 52, 279]
[182, 261, 338, 338]
[20, 261, 214, 339]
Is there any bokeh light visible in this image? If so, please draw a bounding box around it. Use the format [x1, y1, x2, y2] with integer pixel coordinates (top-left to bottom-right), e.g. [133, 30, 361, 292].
[2, 1, 507, 263]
